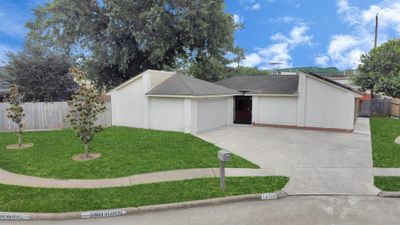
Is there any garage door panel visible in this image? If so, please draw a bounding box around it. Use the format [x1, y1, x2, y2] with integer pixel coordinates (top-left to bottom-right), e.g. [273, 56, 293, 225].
[197, 98, 228, 132]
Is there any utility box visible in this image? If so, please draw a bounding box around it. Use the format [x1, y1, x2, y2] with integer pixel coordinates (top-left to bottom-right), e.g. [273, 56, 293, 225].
[218, 150, 231, 162]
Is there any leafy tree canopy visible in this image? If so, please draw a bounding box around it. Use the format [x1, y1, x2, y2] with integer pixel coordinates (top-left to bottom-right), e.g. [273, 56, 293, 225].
[221, 66, 270, 79]
[28, 0, 240, 86]
[4, 47, 76, 102]
[354, 39, 400, 97]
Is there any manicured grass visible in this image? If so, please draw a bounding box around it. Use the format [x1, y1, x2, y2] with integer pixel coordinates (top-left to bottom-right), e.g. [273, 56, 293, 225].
[0, 176, 288, 213]
[370, 117, 400, 167]
[0, 127, 258, 179]
[374, 176, 400, 191]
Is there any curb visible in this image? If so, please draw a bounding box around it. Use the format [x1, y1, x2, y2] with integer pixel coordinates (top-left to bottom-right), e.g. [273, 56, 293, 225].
[0, 191, 288, 221]
[378, 191, 400, 198]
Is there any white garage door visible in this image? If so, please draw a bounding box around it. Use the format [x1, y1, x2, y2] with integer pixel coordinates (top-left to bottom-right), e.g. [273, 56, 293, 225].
[197, 98, 228, 132]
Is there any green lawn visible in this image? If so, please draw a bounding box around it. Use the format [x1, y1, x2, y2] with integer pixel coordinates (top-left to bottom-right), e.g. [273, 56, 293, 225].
[0, 176, 288, 213]
[0, 127, 258, 179]
[374, 176, 400, 191]
[370, 117, 400, 167]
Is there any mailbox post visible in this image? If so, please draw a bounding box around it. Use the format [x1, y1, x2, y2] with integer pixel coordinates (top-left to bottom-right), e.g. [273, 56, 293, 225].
[218, 150, 231, 190]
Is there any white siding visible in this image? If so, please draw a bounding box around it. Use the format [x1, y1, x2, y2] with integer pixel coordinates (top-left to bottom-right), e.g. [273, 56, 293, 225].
[148, 98, 185, 132]
[303, 75, 355, 130]
[110, 70, 174, 129]
[111, 77, 143, 127]
[197, 98, 229, 132]
[254, 96, 297, 126]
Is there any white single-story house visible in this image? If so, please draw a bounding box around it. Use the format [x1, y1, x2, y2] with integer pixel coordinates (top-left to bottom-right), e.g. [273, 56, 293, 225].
[107, 70, 361, 134]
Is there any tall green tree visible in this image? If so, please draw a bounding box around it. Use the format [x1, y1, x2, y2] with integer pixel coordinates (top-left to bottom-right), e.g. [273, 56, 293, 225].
[5, 48, 76, 102]
[27, 0, 240, 86]
[353, 39, 400, 97]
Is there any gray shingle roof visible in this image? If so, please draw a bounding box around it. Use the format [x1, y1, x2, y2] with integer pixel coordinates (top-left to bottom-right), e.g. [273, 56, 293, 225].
[216, 75, 299, 95]
[146, 73, 239, 96]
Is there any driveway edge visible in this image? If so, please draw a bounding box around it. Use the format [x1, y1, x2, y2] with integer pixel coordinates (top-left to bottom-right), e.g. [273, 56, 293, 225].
[0, 191, 288, 221]
[378, 191, 400, 198]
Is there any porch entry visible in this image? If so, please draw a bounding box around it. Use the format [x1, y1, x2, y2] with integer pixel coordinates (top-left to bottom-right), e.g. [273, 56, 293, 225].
[234, 96, 252, 124]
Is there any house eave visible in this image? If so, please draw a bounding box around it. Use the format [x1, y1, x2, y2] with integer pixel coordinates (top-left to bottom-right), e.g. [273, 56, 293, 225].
[106, 70, 176, 95]
[146, 94, 239, 99]
[247, 93, 298, 97]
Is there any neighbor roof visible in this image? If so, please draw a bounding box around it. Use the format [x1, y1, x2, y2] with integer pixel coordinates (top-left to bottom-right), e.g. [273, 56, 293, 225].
[279, 67, 346, 77]
[216, 75, 299, 95]
[0, 79, 10, 94]
[146, 73, 239, 97]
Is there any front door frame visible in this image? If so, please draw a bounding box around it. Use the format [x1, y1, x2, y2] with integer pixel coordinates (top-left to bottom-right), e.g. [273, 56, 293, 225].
[234, 96, 252, 124]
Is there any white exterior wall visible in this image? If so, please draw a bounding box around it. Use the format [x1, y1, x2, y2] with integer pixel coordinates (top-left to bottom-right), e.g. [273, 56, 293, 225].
[302, 75, 355, 130]
[252, 73, 357, 131]
[254, 96, 297, 126]
[109, 70, 173, 128]
[196, 98, 232, 132]
[148, 98, 185, 132]
[111, 77, 143, 127]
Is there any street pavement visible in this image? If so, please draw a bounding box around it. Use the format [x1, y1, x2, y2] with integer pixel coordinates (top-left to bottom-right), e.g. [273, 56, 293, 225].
[6, 196, 400, 225]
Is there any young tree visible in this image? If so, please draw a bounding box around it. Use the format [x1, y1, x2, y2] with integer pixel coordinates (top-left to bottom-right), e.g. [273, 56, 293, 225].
[6, 84, 25, 147]
[66, 68, 106, 159]
[354, 39, 400, 97]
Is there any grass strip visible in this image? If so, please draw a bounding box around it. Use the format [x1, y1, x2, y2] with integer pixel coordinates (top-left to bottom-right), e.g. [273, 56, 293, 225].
[0, 127, 258, 179]
[374, 176, 400, 191]
[370, 118, 400, 167]
[0, 176, 288, 213]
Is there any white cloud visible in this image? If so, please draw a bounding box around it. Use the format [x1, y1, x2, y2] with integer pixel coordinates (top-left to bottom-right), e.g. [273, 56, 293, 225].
[241, 25, 313, 69]
[232, 14, 244, 25]
[241, 53, 264, 67]
[327, 35, 359, 54]
[267, 16, 307, 27]
[240, 0, 263, 11]
[251, 3, 261, 11]
[315, 55, 329, 66]
[316, 0, 400, 69]
[269, 16, 297, 24]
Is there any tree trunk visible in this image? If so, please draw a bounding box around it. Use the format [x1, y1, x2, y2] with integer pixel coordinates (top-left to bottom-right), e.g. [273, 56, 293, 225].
[17, 127, 22, 147]
[84, 143, 89, 159]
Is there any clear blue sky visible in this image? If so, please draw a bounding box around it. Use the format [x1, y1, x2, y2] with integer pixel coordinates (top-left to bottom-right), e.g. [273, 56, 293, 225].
[0, 0, 399, 70]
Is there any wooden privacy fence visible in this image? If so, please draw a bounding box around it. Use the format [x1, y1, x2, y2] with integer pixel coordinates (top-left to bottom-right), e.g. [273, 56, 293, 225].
[0, 101, 111, 131]
[359, 98, 392, 117]
[392, 98, 400, 117]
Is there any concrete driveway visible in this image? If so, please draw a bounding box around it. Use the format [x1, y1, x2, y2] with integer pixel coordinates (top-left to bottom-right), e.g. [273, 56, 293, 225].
[196, 118, 380, 195]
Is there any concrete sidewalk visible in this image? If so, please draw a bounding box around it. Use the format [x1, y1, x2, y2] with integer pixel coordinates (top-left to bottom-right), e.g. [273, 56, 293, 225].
[0, 168, 269, 188]
[374, 168, 400, 176]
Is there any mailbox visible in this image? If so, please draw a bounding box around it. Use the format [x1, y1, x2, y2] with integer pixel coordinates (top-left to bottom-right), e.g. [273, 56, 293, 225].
[218, 150, 231, 162]
[218, 150, 231, 191]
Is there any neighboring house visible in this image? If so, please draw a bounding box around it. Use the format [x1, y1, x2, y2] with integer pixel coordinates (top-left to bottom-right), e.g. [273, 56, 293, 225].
[108, 70, 361, 134]
[277, 67, 353, 86]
